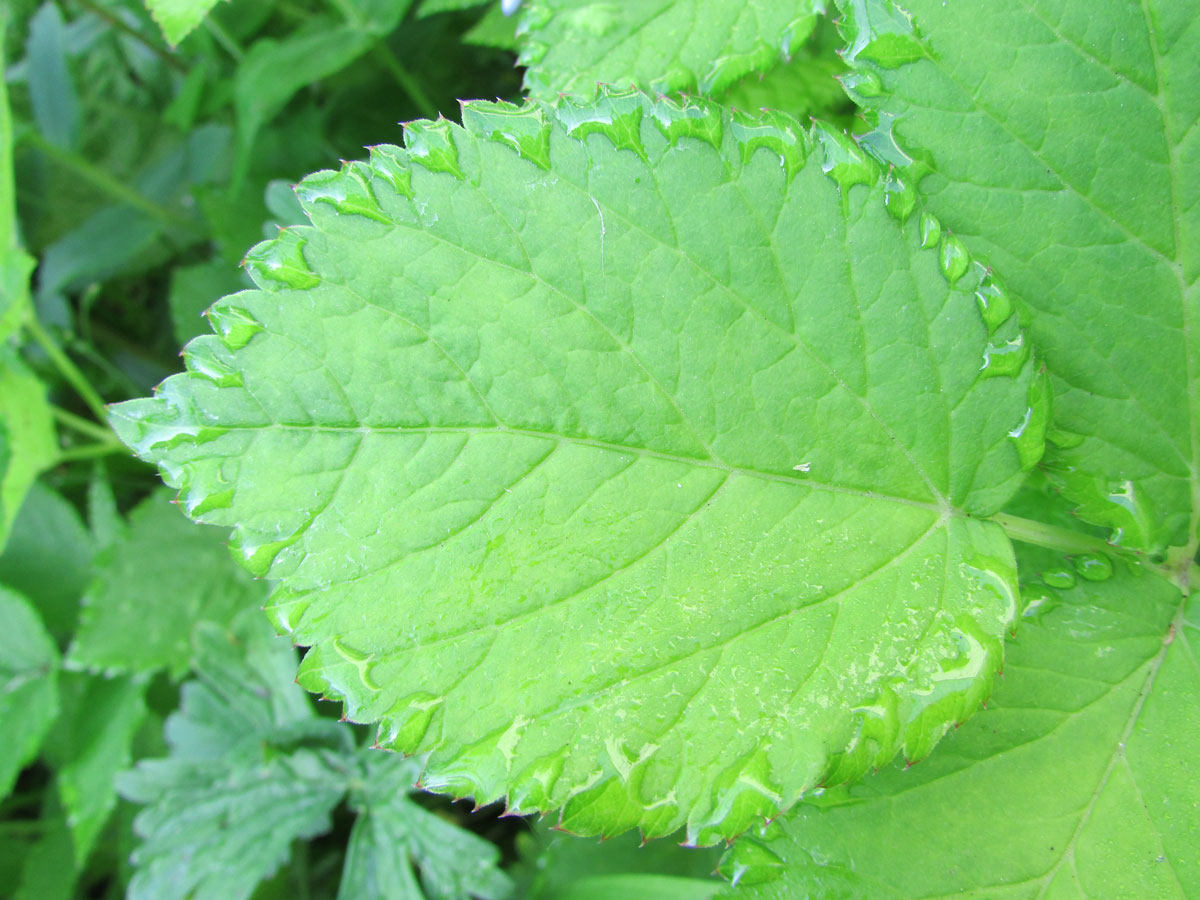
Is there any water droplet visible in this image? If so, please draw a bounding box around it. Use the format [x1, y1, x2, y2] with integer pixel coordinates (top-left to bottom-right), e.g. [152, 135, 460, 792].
[207, 303, 265, 350]
[1020, 584, 1059, 620]
[840, 0, 925, 68]
[555, 86, 648, 160]
[979, 334, 1029, 378]
[367, 145, 414, 199]
[882, 171, 916, 222]
[839, 69, 882, 99]
[717, 837, 786, 887]
[813, 122, 876, 193]
[729, 108, 807, 178]
[1072, 552, 1113, 582]
[1042, 567, 1076, 589]
[651, 94, 723, 150]
[461, 99, 553, 170]
[403, 118, 465, 178]
[974, 271, 1014, 333]
[242, 231, 320, 292]
[185, 336, 243, 387]
[919, 212, 941, 249]
[938, 234, 970, 284]
[295, 163, 391, 224]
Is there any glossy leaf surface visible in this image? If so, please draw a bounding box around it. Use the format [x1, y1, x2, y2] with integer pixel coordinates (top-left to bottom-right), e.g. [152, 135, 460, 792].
[519, 1, 824, 97]
[836, 0, 1200, 552]
[720, 552, 1199, 898]
[113, 91, 1037, 842]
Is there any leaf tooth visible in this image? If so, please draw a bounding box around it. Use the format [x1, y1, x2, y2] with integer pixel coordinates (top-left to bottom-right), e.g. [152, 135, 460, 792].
[554, 84, 649, 161]
[729, 107, 808, 178]
[242, 230, 320, 292]
[294, 162, 393, 226]
[460, 98, 553, 171]
[402, 118, 465, 179]
[650, 93, 724, 150]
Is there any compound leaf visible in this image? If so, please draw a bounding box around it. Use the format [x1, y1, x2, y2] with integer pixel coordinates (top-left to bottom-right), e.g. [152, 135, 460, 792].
[835, 0, 1200, 552]
[113, 91, 1038, 842]
[0, 585, 59, 800]
[519, 1, 825, 98]
[340, 753, 513, 900]
[720, 550, 1199, 897]
[68, 489, 268, 677]
[118, 620, 350, 900]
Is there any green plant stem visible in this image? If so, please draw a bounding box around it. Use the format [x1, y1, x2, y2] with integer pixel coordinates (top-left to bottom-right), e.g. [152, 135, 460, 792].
[75, 0, 187, 73]
[56, 440, 128, 463]
[372, 44, 438, 120]
[203, 16, 244, 61]
[25, 317, 110, 423]
[19, 130, 178, 226]
[52, 405, 114, 442]
[987, 512, 1118, 557]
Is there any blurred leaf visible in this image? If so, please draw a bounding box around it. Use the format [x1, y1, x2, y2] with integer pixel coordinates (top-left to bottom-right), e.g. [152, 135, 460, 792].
[10, 792, 78, 900]
[1, 7, 34, 341]
[144, 0, 225, 45]
[342, 0, 418, 34]
[340, 752, 513, 900]
[0, 585, 59, 800]
[0, 352, 58, 550]
[24, 2, 81, 149]
[118, 619, 350, 900]
[556, 875, 720, 900]
[0, 481, 94, 640]
[85, 463, 121, 550]
[53, 673, 148, 864]
[68, 489, 267, 677]
[513, 823, 720, 900]
[233, 23, 376, 180]
[462, 4, 517, 50]
[419, 0, 491, 15]
[168, 259, 247, 345]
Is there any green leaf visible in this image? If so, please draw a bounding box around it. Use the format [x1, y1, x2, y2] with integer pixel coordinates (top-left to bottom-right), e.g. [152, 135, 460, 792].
[559, 875, 721, 900]
[518, 0, 825, 98]
[112, 91, 1038, 842]
[24, 2, 81, 149]
[144, 0, 224, 45]
[0, 353, 57, 551]
[0, 585, 59, 800]
[233, 23, 376, 180]
[339, 753, 513, 900]
[0, 481, 95, 642]
[835, 0, 1200, 552]
[52, 673, 148, 864]
[68, 489, 268, 677]
[719, 552, 1199, 897]
[0, 5, 35, 342]
[118, 619, 350, 900]
[513, 821, 721, 900]
[169, 260, 249, 345]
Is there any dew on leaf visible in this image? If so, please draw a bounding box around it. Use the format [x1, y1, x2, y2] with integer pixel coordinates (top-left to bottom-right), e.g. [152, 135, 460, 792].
[1042, 568, 1077, 590]
[1072, 552, 1113, 582]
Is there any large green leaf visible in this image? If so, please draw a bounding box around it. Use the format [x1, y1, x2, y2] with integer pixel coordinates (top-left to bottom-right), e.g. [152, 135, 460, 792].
[719, 552, 1199, 897]
[68, 489, 267, 677]
[112, 91, 1040, 842]
[835, 0, 1200, 552]
[117, 620, 350, 900]
[0, 586, 59, 800]
[518, 1, 825, 98]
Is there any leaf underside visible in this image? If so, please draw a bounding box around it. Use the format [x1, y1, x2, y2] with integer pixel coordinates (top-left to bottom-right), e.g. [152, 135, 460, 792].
[518, 0, 826, 98]
[837, 0, 1200, 553]
[112, 89, 1039, 843]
